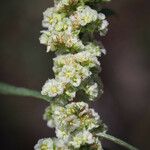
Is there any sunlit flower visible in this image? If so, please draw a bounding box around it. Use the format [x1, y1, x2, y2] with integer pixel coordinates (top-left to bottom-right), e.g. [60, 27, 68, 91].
[41, 79, 64, 97]
[34, 138, 54, 150]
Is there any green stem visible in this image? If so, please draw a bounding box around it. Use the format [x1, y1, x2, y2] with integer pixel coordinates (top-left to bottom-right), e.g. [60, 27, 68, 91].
[0, 82, 51, 102]
[97, 133, 139, 150]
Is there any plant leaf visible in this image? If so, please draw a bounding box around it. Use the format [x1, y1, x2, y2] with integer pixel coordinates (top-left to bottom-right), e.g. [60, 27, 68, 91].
[0, 82, 51, 102]
[97, 133, 139, 150]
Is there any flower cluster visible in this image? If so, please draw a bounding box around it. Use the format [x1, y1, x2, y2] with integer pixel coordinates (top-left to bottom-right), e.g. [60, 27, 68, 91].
[39, 3, 108, 53]
[34, 138, 69, 150]
[38, 102, 106, 149]
[35, 0, 110, 149]
[41, 43, 105, 101]
[44, 102, 105, 133]
[34, 136, 102, 150]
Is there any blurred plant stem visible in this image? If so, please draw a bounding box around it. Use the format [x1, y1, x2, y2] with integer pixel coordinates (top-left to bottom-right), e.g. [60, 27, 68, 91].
[0, 82, 139, 150]
[97, 133, 139, 150]
[0, 82, 50, 102]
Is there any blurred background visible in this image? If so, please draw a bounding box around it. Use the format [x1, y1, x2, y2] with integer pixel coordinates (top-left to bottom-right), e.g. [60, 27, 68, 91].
[0, 0, 149, 149]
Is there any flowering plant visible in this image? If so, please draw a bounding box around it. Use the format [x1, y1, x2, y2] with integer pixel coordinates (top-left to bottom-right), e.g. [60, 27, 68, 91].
[36, 0, 109, 149]
[0, 0, 139, 150]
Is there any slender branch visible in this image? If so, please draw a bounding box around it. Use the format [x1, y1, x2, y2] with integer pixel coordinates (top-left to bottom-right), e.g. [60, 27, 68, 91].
[0, 82, 51, 102]
[97, 133, 139, 150]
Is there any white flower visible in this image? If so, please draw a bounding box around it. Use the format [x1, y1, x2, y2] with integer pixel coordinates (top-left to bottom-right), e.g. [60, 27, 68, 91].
[86, 83, 99, 101]
[55, 0, 79, 11]
[34, 138, 54, 150]
[90, 108, 100, 121]
[53, 54, 75, 67]
[42, 7, 55, 28]
[55, 129, 70, 142]
[55, 21, 64, 31]
[55, 63, 89, 88]
[98, 19, 109, 36]
[41, 79, 64, 97]
[39, 31, 50, 45]
[47, 119, 55, 128]
[75, 51, 100, 67]
[71, 6, 98, 27]
[58, 65, 76, 81]
[85, 43, 102, 57]
[78, 66, 92, 80]
[53, 138, 69, 150]
[64, 115, 81, 132]
[70, 74, 81, 87]
[98, 13, 106, 20]
[34, 138, 71, 150]
[100, 20, 109, 30]
[69, 130, 95, 148]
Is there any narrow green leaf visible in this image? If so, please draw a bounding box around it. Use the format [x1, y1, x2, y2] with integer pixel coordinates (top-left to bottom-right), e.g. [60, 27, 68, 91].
[97, 133, 139, 150]
[0, 82, 51, 102]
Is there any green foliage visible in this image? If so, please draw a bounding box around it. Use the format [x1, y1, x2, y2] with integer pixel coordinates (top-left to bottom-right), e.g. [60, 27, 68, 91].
[0, 82, 51, 102]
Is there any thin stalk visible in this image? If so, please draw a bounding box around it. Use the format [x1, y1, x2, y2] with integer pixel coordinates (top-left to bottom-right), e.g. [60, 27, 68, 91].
[97, 133, 139, 150]
[0, 82, 51, 102]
